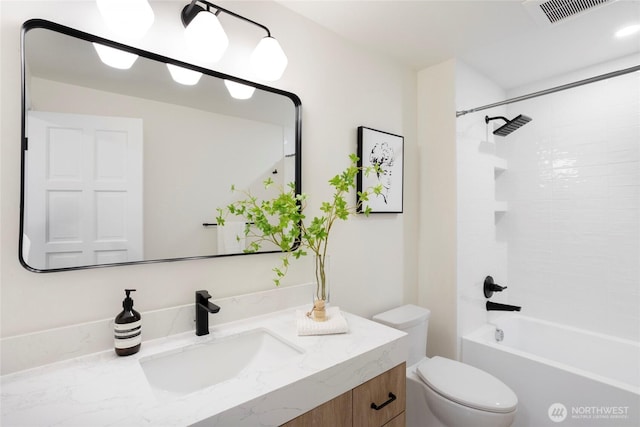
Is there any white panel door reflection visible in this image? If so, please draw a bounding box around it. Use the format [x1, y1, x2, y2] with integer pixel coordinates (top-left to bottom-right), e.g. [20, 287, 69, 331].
[26, 111, 143, 269]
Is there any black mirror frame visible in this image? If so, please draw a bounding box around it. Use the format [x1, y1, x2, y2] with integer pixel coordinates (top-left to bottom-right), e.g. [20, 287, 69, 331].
[19, 19, 302, 273]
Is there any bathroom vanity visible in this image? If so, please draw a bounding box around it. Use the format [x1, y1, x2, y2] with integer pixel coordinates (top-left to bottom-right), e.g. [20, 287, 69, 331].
[283, 363, 406, 427]
[1, 298, 407, 426]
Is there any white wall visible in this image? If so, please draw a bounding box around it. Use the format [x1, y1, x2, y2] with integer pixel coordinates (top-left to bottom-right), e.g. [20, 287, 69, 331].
[503, 56, 640, 341]
[0, 1, 417, 338]
[455, 61, 510, 352]
[417, 60, 457, 359]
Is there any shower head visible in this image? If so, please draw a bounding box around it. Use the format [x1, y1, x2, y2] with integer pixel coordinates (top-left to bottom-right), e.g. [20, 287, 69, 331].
[485, 114, 532, 137]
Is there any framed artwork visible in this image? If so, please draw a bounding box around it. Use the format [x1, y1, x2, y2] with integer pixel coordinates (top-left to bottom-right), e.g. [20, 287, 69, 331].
[357, 126, 404, 213]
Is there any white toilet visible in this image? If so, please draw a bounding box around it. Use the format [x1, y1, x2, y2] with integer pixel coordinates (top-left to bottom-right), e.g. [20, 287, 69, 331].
[373, 305, 517, 427]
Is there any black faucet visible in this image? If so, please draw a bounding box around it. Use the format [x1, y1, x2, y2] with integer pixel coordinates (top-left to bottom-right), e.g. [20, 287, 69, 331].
[195, 290, 221, 336]
[486, 301, 521, 311]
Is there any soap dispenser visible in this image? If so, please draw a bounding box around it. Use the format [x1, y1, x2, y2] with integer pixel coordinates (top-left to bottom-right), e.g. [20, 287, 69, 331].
[114, 289, 141, 356]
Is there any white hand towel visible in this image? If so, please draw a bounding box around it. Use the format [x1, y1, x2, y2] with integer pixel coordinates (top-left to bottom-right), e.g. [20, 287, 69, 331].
[296, 306, 349, 336]
[217, 221, 246, 254]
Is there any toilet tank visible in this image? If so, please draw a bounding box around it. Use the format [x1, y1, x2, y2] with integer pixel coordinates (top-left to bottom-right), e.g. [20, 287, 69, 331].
[372, 305, 431, 366]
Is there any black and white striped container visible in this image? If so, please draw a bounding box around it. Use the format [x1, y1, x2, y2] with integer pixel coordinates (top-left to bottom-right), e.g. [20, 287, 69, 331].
[114, 320, 141, 355]
[114, 289, 141, 356]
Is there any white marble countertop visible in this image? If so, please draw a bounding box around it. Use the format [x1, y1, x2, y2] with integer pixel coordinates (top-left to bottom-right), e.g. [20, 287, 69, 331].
[1, 306, 407, 426]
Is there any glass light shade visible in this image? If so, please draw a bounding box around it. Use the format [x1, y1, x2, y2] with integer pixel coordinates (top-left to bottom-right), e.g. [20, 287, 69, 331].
[92, 43, 138, 70]
[96, 0, 154, 40]
[224, 80, 256, 100]
[184, 11, 228, 63]
[250, 37, 288, 81]
[615, 24, 640, 38]
[166, 64, 203, 86]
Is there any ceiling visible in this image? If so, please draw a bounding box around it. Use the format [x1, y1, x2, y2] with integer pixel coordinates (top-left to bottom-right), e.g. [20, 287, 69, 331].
[277, 0, 640, 89]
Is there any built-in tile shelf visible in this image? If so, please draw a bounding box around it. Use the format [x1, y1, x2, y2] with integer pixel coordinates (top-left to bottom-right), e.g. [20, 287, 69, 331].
[494, 201, 509, 213]
[493, 158, 508, 174]
[494, 157, 508, 216]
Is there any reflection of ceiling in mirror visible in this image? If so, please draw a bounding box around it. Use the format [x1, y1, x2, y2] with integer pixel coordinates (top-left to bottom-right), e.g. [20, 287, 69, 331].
[25, 28, 295, 128]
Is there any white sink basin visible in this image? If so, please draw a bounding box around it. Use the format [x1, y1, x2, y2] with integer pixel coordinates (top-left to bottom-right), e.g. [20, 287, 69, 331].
[140, 328, 303, 398]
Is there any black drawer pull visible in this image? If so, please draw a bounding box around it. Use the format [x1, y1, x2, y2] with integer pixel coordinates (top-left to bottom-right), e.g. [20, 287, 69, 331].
[370, 392, 396, 411]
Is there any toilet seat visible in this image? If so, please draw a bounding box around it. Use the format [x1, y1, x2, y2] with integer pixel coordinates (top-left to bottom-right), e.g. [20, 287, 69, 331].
[416, 356, 517, 414]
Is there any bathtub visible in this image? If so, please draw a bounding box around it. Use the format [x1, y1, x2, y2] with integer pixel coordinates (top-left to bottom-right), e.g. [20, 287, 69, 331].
[462, 315, 639, 427]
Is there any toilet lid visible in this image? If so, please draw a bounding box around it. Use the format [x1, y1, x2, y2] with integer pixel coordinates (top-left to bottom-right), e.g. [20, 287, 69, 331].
[416, 356, 517, 413]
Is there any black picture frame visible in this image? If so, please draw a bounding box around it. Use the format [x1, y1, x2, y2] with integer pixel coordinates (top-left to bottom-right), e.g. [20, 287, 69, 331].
[357, 126, 404, 213]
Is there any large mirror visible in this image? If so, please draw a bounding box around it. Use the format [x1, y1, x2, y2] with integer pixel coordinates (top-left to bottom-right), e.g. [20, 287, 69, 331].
[20, 19, 301, 272]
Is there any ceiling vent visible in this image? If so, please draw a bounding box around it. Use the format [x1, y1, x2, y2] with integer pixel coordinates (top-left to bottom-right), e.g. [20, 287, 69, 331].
[523, 0, 616, 25]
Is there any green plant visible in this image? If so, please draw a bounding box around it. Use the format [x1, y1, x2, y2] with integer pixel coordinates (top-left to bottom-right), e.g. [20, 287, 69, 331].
[216, 153, 381, 302]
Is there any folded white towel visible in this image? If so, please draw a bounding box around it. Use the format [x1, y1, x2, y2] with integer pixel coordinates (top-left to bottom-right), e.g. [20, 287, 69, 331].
[217, 221, 246, 254]
[296, 306, 349, 336]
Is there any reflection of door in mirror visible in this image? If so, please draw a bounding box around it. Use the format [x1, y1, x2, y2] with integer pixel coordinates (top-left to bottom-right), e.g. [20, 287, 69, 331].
[25, 111, 143, 269]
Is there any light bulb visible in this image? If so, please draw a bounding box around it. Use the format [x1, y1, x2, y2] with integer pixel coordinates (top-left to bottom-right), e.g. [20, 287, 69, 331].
[96, 0, 154, 40]
[250, 36, 288, 81]
[224, 80, 256, 100]
[615, 24, 640, 39]
[93, 43, 138, 70]
[166, 64, 203, 86]
[184, 11, 228, 63]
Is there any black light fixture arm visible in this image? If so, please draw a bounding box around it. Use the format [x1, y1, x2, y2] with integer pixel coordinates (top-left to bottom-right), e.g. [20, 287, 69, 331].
[485, 116, 509, 125]
[181, 0, 272, 37]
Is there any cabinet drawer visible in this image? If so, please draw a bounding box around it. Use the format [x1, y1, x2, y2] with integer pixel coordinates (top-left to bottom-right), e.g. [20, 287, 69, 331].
[281, 390, 352, 427]
[353, 363, 406, 427]
[383, 412, 405, 427]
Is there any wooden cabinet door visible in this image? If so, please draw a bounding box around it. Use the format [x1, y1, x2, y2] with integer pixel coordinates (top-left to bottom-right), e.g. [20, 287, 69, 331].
[353, 363, 406, 427]
[383, 412, 405, 427]
[281, 391, 352, 427]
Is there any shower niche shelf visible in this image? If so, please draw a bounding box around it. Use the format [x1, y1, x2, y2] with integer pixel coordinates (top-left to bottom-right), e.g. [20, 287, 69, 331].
[493, 158, 508, 173]
[494, 157, 508, 215]
[494, 201, 509, 213]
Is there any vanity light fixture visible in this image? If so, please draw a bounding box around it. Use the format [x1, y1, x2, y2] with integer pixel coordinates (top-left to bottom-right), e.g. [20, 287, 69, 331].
[250, 36, 288, 82]
[92, 43, 139, 70]
[183, 3, 228, 63]
[96, 0, 155, 40]
[615, 23, 640, 38]
[181, 0, 288, 81]
[224, 80, 256, 100]
[166, 64, 203, 86]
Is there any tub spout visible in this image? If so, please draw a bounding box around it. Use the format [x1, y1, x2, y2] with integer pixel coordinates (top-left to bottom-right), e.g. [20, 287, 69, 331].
[486, 301, 521, 311]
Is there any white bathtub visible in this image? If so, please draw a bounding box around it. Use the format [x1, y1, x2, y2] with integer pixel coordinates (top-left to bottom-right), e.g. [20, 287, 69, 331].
[462, 315, 640, 427]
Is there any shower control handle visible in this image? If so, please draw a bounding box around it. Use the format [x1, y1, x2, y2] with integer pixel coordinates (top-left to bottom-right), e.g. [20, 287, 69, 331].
[484, 276, 507, 298]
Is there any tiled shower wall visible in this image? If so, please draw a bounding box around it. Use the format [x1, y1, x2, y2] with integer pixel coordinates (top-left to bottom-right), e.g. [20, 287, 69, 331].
[455, 61, 510, 348]
[502, 67, 639, 340]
